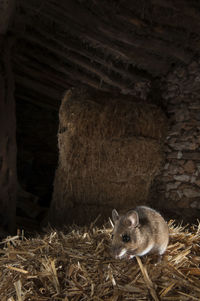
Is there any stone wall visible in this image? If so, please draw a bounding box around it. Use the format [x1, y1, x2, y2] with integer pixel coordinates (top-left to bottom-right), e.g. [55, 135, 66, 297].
[153, 60, 200, 210]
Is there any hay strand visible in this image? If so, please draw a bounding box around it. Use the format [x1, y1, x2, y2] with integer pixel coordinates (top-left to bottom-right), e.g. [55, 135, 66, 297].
[0, 220, 200, 300]
[136, 256, 159, 301]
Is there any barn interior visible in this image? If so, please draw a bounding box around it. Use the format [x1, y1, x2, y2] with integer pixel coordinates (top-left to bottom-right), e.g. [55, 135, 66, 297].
[1, 0, 200, 235]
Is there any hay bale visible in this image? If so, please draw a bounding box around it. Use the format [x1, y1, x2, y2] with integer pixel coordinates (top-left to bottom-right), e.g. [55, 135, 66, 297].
[59, 88, 167, 140]
[51, 87, 167, 225]
[0, 221, 200, 300]
[51, 166, 152, 225]
[53, 137, 163, 204]
[59, 136, 163, 177]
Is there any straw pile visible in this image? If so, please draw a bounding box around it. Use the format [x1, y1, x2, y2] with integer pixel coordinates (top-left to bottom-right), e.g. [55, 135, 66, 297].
[0, 220, 200, 300]
[51, 88, 167, 224]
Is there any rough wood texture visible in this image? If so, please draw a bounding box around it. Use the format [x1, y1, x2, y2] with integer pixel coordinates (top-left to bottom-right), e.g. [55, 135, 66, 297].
[0, 37, 16, 234]
[0, 0, 15, 34]
[0, 0, 16, 235]
[12, 0, 200, 108]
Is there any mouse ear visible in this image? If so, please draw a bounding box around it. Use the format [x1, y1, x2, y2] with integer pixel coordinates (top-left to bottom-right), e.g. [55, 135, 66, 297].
[125, 210, 139, 228]
[112, 209, 119, 223]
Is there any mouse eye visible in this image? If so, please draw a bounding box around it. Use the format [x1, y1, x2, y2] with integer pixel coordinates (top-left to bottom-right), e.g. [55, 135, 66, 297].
[111, 234, 114, 239]
[122, 234, 131, 243]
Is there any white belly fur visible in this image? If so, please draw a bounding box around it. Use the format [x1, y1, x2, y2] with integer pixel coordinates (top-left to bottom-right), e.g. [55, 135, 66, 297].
[136, 243, 154, 256]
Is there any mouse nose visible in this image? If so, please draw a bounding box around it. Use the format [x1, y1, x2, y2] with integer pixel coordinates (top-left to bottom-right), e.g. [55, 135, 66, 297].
[111, 246, 127, 259]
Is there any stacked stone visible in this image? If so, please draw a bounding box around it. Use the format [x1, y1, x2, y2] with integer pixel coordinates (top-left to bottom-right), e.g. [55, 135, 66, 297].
[158, 61, 200, 209]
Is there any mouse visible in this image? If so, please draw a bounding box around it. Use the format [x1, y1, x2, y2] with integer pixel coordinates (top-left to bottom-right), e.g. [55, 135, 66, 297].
[111, 206, 169, 260]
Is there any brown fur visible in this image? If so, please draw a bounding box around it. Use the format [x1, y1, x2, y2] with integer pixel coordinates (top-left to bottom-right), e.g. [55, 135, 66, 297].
[111, 206, 169, 259]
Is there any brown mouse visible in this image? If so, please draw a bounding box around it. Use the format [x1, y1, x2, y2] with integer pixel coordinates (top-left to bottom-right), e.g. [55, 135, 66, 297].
[111, 206, 169, 260]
